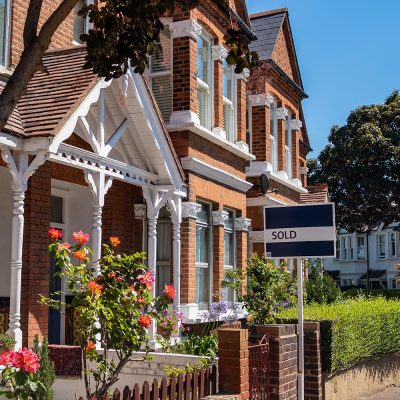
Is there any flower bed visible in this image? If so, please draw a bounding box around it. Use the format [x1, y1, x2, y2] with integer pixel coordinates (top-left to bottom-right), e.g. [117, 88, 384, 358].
[277, 298, 400, 373]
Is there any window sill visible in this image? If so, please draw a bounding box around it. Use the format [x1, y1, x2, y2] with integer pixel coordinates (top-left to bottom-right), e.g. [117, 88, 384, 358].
[167, 121, 255, 161]
[246, 161, 308, 193]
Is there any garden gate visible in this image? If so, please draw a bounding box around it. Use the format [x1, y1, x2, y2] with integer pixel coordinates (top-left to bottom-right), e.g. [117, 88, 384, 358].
[249, 334, 270, 400]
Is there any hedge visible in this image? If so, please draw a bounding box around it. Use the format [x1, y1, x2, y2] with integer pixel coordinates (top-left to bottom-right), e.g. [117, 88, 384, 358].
[343, 288, 400, 300]
[276, 298, 400, 373]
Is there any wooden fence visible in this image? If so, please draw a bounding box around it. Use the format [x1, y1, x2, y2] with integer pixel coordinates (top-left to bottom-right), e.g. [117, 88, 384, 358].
[78, 366, 218, 400]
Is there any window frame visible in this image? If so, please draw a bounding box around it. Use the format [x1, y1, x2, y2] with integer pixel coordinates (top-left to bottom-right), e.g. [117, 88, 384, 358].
[223, 209, 236, 304]
[377, 234, 386, 259]
[195, 201, 213, 310]
[357, 235, 366, 260]
[389, 231, 397, 259]
[335, 239, 340, 260]
[72, 0, 93, 45]
[270, 100, 278, 172]
[0, 0, 12, 67]
[222, 61, 237, 143]
[196, 32, 213, 130]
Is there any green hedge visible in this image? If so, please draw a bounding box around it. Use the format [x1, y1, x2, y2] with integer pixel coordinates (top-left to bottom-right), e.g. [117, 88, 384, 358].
[343, 288, 400, 300]
[276, 298, 400, 373]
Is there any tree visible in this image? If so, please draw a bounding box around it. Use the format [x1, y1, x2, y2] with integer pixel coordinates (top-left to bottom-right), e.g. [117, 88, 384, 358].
[306, 158, 323, 186]
[315, 91, 400, 232]
[0, 0, 257, 131]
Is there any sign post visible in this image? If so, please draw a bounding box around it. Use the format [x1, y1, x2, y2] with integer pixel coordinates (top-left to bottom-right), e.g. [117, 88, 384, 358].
[264, 203, 336, 400]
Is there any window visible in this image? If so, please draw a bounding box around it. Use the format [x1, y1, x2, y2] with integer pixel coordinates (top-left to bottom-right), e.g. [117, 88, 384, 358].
[269, 101, 278, 171]
[341, 237, 347, 260]
[223, 210, 235, 304]
[377, 234, 386, 259]
[391, 279, 397, 290]
[285, 111, 292, 178]
[0, 0, 10, 66]
[335, 239, 340, 260]
[196, 202, 212, 309]
[222, 61, 236, 142]
[348, 236, 354, 260]
[357, 236, 365, 259]
[148, 24, 173, 122]
[197, 34, 212, 129]
[73, 0, 87, 44]
[156, 207, 172, 296]
[389, 232, 397, 258]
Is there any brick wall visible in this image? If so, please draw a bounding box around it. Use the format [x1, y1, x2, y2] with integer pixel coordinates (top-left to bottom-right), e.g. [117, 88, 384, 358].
[251, 105, 271, 161]
[21, 162, 52, 347]
[180, 217, 196, 304]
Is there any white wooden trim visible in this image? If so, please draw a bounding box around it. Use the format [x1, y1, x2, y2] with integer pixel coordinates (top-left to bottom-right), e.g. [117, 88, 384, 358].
[180, 156, 253, 193]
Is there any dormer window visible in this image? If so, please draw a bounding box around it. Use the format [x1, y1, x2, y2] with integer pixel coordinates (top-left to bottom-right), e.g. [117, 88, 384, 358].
[0, 0, 11, 66]
[222, 61, 236, 142]
[196, 33, 212, 129]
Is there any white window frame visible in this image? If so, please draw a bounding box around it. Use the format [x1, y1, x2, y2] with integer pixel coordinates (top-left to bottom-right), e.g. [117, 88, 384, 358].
[72, 0, 93, 45]
[270, 100, 278, 172]
[389, 231, 397, 259]
[196, 32, 212, 130]
[147, 19, 173, 122]
[1, 0, 12, 67]
[195, 201, 213, 310]
[335, 239, 340, 260]
[341, 237, 347, 260]
[357, 235, 366, 260]
[377, 234, 386, 259]
[222, 62, 237, 143]
[348, 236, 354, 260]
[285, 111, 292, 179]
[223, 209, 236, 304]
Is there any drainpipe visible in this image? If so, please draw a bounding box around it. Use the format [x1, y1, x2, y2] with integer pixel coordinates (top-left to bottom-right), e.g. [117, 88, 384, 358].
[366, 231, 370, 298]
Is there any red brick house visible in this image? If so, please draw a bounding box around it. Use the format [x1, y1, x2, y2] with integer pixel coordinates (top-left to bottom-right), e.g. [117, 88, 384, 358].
[0, 1, 311, 348]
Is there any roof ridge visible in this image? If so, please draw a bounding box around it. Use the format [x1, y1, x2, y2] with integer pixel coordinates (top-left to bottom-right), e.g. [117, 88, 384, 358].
[250, 8, 288, 20]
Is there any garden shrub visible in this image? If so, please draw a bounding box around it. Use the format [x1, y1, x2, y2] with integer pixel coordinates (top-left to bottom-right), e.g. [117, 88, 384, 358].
[343, 288, 400, 300]
[277, 298, 400, 373]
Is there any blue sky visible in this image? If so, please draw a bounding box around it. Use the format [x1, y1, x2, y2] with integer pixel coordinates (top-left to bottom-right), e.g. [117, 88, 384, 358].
[246, 0, 400, 157]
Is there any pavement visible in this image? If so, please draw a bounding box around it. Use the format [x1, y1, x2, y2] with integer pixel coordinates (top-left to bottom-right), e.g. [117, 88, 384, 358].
[360, 386, 400, 400]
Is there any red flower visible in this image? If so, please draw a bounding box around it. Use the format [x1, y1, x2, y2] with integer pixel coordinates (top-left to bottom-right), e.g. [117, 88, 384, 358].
[0, 350, 14, 367]
[72, 230, 89, 245]
[48, 227, 62, 241]
[87, 281, 104, 295]
[110, 236, 121, 247]
[137, 271, 155, 290]
[109, 272, 116, 278]
[57, 242, 71, 252]
[0, 349, 40, 374]
[86, 341, 96, 353]
[138, 315, 152, 328]
[73, 249, 87, 262]
[164, 284, 176, 300]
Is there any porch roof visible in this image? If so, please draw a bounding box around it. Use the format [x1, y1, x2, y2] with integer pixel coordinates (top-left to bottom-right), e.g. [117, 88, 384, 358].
[360, 270, 387, 280]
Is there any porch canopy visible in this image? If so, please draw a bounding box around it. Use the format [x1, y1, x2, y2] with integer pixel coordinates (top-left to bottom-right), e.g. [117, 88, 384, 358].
[0, 47, 185, 348]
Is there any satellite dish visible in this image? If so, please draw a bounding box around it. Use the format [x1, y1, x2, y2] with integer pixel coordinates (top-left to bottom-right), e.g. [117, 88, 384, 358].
[259, 174, 270, 195]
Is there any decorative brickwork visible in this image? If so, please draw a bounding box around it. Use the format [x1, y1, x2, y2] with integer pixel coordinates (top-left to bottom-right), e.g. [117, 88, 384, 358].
[213, 224, 224, 300]
[180, 217, 196, 304]
[218, 328, 250, 400]
[251, 105, 271, 161]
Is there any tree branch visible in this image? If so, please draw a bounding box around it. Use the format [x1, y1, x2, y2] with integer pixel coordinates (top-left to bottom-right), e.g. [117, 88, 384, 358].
[23, 0, 44, 47]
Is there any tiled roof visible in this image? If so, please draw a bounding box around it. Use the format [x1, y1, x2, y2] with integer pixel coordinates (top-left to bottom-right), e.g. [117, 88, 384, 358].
[18, 46, 98, 137]
[249, 9, 287, 61]
[0, 81, 25, 136]
[299, 191, 329, 204]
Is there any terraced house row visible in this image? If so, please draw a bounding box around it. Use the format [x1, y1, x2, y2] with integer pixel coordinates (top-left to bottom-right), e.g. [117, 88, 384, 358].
[0, 0, 317, 348]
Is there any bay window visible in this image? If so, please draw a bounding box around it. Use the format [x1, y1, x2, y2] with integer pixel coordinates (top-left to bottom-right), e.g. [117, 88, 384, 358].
[0, 0, 10, 66]
[222, 61, 236, 142]
[389, 232, 397, 258]
[196, 202, 212, 309]
[348, 236, 354, 259]
[341, 237, 347, 259]
[270, 100, 278, 171]
[377, 234, 386, 259]
[148, 23, 173, 122]
[197, 34, 212, 129]
[223, 210, 235, 304]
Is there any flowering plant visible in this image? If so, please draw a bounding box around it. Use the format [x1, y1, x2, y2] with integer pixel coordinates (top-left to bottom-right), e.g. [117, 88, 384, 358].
[0, 348, 44, 399]
[42, 230, 177, 399]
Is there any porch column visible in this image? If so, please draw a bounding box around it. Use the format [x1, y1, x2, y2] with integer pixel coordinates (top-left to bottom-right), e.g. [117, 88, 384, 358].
[168, 196, 182, 311]
[1, 149, 46, 349]
[85, 171, 113, 274]
[143, 187, 168, 342]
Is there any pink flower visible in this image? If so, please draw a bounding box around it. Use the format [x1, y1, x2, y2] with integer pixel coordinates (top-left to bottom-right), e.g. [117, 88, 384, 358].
[0, 349, 40, 374]
[0, 350, 14, 367]
[57, 242, 71, 252]
[137, 271, 155, 290]
[48, 227, 62, 241]
[72, 230, 89, 245]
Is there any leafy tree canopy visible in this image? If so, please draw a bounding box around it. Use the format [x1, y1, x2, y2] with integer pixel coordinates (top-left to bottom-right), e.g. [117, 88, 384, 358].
[313, 91, 400, 232]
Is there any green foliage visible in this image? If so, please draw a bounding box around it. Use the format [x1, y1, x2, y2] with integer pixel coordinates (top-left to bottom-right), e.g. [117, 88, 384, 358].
[79, 0, 258, 80]
[30, 336, 55, 400]
[0, 334, 15, 352]
[306, 158, 323, 186]
[277, 298, 400, 373]
[170, 335, 218, 359]
[315, 90, 400, 231]
[163, 357, 212, 378]
[223, 255, 297, 325]
[305, 260, 341, 305]
[343, 288, 400, 300]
